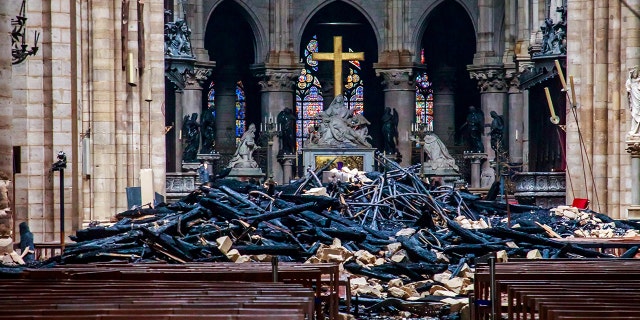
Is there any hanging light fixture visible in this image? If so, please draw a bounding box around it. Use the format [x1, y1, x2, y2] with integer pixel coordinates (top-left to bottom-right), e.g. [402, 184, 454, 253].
[11, 0, 40, 65]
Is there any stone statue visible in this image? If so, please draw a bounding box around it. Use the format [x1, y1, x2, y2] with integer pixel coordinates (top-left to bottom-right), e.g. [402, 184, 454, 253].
[200, 105, 216, 154]
[310, 95, 371, 148]
[489, 111, 504, 155]
[164, 18, 194, 57]
[463, 106, 484, 153]
[381, 107, 399, 154]
[627, 66, 640, 137]
[277, 107, 296, 155]
[182, 113, 200, 162]
[227, 123, 258, 168]
[421, 132, 459, 171]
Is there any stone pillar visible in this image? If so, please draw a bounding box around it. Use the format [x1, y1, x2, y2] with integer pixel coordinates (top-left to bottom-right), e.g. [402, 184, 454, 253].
[376, 69, 415, 166]
[215, 66, 241, 155]
[253, 68, 297, 184]
[174, 89, 184, 169]
[279, 154, 296, 185]
[627, 142, 640, 218]
[464, 153, 488, 188]
[507, 71, 524, 164]
[468, 67, 508, 167]
[181, 65, 213, 166]
[431, 66, 456, 145]
[0, 2, 13, 240]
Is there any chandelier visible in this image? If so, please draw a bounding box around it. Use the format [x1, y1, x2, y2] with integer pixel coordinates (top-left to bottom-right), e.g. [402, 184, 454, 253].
[11, 0, 40, 65]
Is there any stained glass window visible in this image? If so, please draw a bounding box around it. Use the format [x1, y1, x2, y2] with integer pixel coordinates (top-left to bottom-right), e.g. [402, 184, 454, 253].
[344, 54, 363, 115]
[207, 81, 216, 117]
[295, 35, 323, 152]
[235, 81, 246, 144]
[415, 72, 434, 131]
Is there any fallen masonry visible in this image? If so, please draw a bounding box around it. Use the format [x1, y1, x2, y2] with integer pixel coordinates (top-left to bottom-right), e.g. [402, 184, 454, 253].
[2, 154, 640, 319]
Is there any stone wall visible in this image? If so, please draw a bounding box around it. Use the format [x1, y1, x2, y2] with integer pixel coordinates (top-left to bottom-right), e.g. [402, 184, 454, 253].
[566, 0, 640, 218]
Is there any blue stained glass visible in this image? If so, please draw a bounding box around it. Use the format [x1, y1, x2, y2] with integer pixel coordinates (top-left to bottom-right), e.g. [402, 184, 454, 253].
[235, 81, 246, 139]
[415, 71, 434, 128]
[296, 41, 324, 152]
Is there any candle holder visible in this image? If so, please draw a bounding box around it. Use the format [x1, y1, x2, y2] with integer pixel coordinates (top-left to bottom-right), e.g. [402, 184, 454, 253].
[410, 122, 431, 181]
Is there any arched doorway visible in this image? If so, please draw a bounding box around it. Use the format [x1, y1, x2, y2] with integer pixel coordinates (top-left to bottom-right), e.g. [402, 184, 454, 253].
[417, 1, 478, 179]
[419, 1, 478, 147]
[204, 1, 259, 155]
[298, 2, 382, 152]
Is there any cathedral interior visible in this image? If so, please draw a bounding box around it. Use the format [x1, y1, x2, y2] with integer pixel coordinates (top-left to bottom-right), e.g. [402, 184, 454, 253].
[0, 0, 638, 244]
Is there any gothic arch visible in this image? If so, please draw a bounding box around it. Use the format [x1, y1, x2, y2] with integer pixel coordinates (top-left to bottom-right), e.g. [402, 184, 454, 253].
[203, 0, 267, 63]
[295, 0, 381, 59]
[413, 0, 478, 59]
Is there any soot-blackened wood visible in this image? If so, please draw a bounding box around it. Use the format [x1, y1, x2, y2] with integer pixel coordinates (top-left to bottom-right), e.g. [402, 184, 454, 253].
[319, 226, 367, 242]
[219, 185, 266, 214]
[278, 194, 340, 210]
[248, 202, 318, 223]
[398, 235, 438, 264]
[370, 262, 426, 281]
[199, 198, 243, 221]
[344, 261, 397, 281]
[621, 246, 639, 258]
[232, 244, 307, 257]
[63, 230, 144, 256]
[442, 243, 509, 256]
[479, 226, 613, 258]
[445, 218, 490, 244]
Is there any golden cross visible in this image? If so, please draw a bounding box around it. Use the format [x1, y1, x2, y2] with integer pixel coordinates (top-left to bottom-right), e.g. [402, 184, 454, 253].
[312, 36, 365, 97]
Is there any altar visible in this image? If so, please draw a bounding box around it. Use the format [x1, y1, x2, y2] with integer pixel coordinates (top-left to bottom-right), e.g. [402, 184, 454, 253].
[302, 147, 376, 172]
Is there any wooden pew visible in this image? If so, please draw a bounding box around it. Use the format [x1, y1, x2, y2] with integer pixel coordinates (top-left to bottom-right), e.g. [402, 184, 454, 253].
[471, 259, 640, 320]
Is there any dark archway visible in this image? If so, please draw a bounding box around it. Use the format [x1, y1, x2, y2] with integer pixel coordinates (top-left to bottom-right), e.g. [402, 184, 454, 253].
[299, 1, 383, 149]
[204, 0, 260, 153]
[420, 1, 478, 145]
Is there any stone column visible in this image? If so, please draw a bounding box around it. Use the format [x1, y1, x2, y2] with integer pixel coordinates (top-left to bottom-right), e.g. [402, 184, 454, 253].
[376, 68, 415, 166]
[253, 67, 297, 184]
[0, 2, 13, 240]
[507, 70, 524, 164]
[431, 66, 456, 145]
[627, 142, 640, 218]
[214, 67, 242, 155]
[468, 67, 508, 165]
[181, 65, 213, 167]
[174, 89, 184, 169]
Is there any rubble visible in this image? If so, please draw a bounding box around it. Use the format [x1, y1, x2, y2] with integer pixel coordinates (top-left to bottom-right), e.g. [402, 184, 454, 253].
[2, 153, 639, 319]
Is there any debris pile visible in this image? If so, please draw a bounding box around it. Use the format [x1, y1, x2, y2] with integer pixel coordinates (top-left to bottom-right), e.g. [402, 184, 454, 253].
[2, 153, 639, 319]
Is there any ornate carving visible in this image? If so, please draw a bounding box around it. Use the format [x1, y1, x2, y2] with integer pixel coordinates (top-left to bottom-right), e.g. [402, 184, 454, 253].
[505, 69, 521, 93]
[183, 66, 213, 89]
[468, 67, 508, 93]
[376, 68, 414, 90]
[626, 66, 640, 138]
[164, 18, 194, 58]
[532, 5, 567, 57]
[255, 69, 297, 92]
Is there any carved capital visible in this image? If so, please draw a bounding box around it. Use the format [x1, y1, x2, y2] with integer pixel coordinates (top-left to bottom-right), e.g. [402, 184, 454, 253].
[505, 69, 521, 93]
[184, 66, 213, 89]
[376, 68, 414, 90]
[254, 69, 297, 92]
[468, 67, 508, 93]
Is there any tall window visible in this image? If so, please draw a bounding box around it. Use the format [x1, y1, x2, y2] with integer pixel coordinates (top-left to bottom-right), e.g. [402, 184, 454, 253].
[207, 81, 216, 116]
[344, 50, 363, 115]
[235, 81, 246, 144]
[415, 72, 434, 131]
[296, 35, 323, 151]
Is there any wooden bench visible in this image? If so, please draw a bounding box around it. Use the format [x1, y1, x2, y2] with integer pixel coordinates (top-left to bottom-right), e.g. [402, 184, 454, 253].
[22, 261, 344, 319]
[0, 279, 313, 320]
[472, 259, 640, 320]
